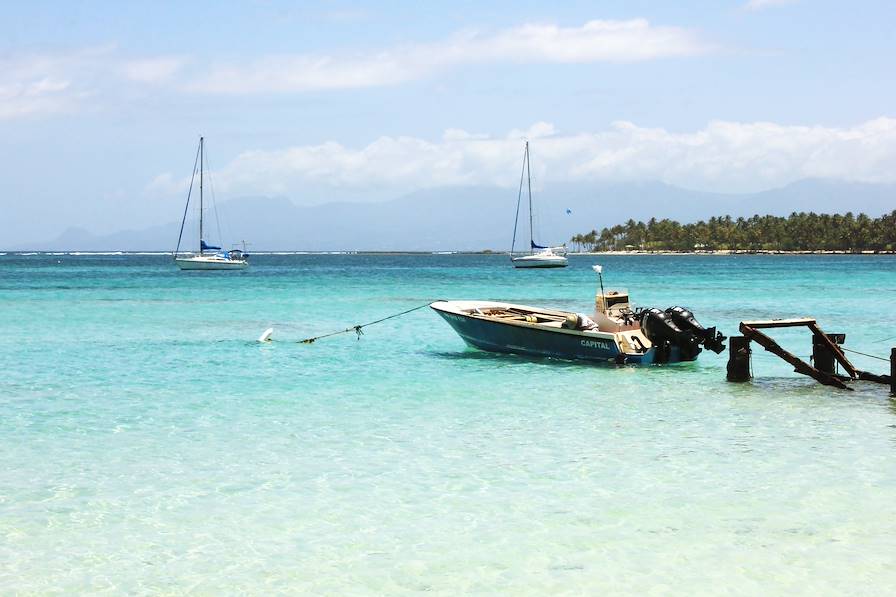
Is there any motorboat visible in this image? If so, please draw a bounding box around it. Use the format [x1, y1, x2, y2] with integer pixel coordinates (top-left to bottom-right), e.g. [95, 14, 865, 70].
[431, 267, 726, 365]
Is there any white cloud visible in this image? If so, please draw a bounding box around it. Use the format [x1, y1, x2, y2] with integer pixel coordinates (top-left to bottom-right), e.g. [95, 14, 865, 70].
[0, 47, 186, 119]
[0, 74, 72, 116]
[0, 49, 107, 119]
[146, 172, 183, 196]
[121, 56, 186, 82]
[191, 19, 709, 94]
[194, 118, 896, 198]
[0, 19, 709, 115]
[319, 8, 368, 22]
[744, 0, 797, 11]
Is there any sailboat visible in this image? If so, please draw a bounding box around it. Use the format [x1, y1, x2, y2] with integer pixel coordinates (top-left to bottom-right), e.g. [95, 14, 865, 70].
[510, 141, 568, 268]
[173, 137, 249, 271]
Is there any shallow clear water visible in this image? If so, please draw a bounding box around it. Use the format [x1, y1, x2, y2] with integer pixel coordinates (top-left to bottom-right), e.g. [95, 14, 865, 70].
[2, 253, 896, 595]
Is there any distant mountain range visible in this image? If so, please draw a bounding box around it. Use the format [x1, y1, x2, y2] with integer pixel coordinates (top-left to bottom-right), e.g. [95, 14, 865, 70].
[18, 178, 896, 251]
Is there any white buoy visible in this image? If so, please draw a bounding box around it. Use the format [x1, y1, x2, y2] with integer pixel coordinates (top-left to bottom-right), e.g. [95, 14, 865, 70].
[258, 328, 274, 343]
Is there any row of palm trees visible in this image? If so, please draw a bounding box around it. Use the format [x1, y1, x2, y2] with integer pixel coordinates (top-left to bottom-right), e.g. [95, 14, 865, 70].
[570, 211, 896, 252]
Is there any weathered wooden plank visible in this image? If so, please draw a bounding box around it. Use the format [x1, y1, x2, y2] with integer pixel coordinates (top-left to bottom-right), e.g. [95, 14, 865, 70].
[740, 318, 816, 328]
[856, 370, 891, 385]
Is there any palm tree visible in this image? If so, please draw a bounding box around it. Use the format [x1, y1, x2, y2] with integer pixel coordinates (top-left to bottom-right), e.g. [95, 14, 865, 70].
[571, 210, 896, 252]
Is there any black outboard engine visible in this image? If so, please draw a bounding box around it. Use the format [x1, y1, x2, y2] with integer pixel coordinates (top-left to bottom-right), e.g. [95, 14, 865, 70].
[665, 306, 727, 354]
[639, 307, 702, 363]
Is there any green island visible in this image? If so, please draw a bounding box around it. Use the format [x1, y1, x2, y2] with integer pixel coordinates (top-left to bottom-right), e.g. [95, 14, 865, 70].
[570, 211, 896, 253]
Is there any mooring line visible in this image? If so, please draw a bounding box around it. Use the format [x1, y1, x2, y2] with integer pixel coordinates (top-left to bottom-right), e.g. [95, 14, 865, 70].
[298, 302, 434, 344]
[840, 347, 890, 362]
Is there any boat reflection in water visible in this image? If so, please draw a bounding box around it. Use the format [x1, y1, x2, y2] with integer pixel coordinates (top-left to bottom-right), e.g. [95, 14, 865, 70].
[431, 267, 726, 365]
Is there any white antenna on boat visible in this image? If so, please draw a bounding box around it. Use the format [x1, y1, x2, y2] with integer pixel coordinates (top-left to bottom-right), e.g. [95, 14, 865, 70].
[593, 264, 606, 299]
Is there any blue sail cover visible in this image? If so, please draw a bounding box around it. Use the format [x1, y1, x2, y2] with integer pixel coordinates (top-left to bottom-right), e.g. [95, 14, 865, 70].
[531, 241, 549, 249]
[201, 240, 222, 251]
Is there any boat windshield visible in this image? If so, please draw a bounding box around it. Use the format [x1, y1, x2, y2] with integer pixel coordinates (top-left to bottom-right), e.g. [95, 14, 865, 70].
[597, 290, 631, 312]
[604, 292, 629, 308]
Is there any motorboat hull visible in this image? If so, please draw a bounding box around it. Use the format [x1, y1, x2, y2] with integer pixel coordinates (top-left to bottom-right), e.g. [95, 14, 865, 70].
[175, 257, 249, 270]
[431, 301, 695, 365]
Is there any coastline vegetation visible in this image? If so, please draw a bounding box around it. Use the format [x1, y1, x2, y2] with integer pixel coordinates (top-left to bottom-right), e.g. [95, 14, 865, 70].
[570, 211, 896, 253]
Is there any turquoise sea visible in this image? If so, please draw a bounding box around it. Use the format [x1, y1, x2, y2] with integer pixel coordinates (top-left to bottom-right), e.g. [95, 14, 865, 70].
[2, 253, 896, 595]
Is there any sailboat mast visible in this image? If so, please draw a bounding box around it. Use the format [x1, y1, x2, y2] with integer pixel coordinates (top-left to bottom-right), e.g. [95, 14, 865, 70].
[199, 136, 204, 253]
[526, 141, 533, 250]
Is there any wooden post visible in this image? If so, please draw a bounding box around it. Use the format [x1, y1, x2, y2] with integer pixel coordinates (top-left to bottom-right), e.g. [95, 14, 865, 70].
[727, 336, 751, 382]
[807, 323, 857, 378]
[812, 334, 834, 374]
[812, 333, 842, 375]
[890, 348, 896, 396]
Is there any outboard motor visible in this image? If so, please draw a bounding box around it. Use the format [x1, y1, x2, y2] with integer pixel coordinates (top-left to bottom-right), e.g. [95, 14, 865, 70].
[638, 307, 702, 362]
[665, 306, 727, 354]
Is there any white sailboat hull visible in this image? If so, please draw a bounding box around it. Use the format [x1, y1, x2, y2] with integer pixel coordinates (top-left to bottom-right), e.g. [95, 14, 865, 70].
[175, 256, 249, 270]
[512, 256, 568, 268]
[512, 250, 568, 268]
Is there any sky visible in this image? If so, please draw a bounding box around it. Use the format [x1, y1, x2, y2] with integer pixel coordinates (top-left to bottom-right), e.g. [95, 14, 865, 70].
[1, 0, 895, 245]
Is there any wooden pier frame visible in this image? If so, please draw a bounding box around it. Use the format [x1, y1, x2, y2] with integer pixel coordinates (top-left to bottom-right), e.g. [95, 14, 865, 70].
[739, 319, 852, 389]
[732, 318, 894, 391]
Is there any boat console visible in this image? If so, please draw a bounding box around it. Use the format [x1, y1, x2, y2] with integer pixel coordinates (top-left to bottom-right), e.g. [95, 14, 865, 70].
[594, 290, 639, 331]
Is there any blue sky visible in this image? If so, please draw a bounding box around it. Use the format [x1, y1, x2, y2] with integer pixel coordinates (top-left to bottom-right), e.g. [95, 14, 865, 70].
[1, 0, 894, 244]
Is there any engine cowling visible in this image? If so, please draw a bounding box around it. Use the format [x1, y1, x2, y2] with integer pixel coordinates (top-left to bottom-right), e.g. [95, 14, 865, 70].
[665, 306, 727, 354]
[639, 307, 702, 361]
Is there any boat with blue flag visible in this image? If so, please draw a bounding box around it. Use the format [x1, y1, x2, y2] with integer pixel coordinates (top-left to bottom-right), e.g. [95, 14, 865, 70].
[510, 141, 568, 268]
[431, 266, 726, 365]
[173, 137, 249, 271]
